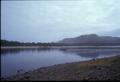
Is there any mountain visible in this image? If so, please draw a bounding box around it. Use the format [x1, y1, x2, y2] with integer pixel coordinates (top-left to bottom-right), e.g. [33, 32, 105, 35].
[58, 34, 120, 46]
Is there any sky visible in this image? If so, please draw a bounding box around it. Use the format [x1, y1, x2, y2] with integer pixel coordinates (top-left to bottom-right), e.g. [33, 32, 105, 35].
[1, 0, 120, 42]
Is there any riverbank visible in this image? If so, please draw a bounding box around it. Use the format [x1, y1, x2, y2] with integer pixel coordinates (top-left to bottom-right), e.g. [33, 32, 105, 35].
[3, 55, 120, 81]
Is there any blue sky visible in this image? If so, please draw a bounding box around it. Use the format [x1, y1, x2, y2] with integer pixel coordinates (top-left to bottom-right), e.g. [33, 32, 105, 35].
[1, 0, 120, 42]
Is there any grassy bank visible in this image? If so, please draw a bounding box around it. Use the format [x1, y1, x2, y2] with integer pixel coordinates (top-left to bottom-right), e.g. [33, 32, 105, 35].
[3, 55, 120, 81]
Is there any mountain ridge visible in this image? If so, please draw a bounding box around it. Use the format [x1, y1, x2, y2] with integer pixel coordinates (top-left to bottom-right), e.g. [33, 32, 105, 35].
[58, 34, 120, 46]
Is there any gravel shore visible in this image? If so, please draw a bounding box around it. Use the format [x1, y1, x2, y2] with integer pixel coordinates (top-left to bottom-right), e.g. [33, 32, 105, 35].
[2, 55, 120, 81]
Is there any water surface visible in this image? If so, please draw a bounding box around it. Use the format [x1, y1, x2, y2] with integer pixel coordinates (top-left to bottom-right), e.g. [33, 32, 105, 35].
[1, 48, 120, 77]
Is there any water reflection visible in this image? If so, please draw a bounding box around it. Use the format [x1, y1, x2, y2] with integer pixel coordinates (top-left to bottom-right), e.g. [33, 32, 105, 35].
[77, 52, 99, 58]
[2, 48, 120, 58]
[60, 49, 120, 58]
[1, 48, 120, 77]
[1, 48, 52, 55]
[1, 48, 120, 58]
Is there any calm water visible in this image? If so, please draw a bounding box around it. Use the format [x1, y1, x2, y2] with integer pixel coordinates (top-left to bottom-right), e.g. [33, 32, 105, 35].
[1, 48, 120, 77]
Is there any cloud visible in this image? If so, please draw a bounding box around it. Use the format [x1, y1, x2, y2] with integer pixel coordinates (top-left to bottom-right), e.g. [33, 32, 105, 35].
[100, 29, 120, 37]
[1, 0, 120, 42]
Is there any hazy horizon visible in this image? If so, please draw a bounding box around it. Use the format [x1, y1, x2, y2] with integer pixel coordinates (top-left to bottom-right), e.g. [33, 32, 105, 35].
[1, 0, 120, 42]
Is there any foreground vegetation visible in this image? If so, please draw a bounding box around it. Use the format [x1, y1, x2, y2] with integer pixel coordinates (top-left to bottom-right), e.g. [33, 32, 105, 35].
[3, 55, 120, 81]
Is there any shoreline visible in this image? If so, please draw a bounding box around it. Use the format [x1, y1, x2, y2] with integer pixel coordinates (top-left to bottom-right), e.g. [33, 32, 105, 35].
[3, 55, 120, 81]
[1, 46, 120, 49]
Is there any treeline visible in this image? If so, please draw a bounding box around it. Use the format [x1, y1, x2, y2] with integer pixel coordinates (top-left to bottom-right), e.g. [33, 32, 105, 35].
[2, 39, 120, 47]
[1, 40, 65, 46]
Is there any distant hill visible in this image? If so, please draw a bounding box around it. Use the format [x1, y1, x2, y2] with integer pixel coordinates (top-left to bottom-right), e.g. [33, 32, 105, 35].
[58, 34, 120, 46]
[1, 34, 120, 46]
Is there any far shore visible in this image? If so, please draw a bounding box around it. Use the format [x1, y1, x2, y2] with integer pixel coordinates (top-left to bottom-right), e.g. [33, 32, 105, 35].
[1, 46, 120, 49]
